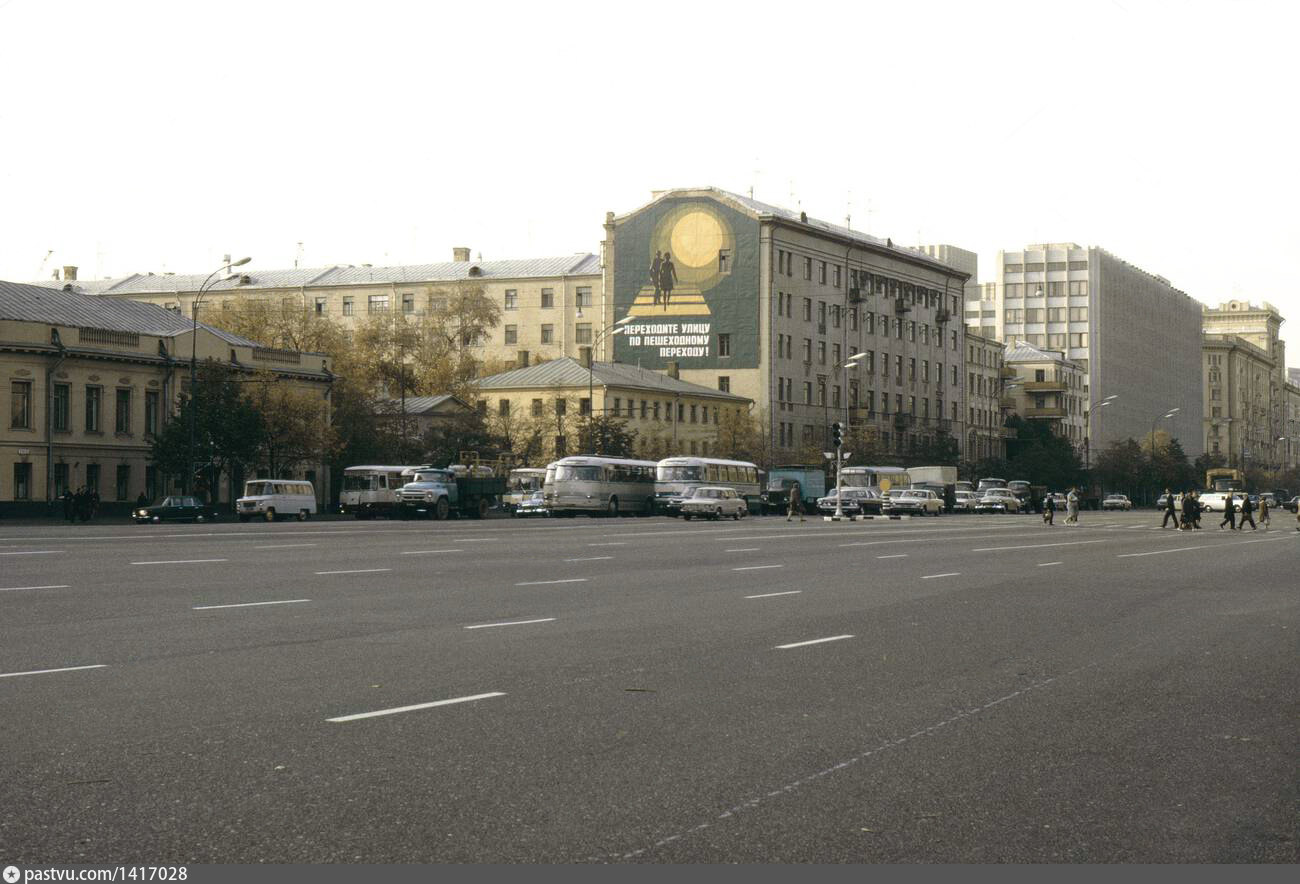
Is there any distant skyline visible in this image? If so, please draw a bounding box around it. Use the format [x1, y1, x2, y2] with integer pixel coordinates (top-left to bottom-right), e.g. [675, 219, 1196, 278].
[2, 0, 1296, 364]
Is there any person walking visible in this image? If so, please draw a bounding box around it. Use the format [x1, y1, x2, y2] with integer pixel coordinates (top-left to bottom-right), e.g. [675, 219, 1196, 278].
[1179, 491, 1193, 530]
[1066, 488, 1079, 525]
[1239, 494, 1257, 531]
[1161, 488, 1178, 529]
[1259, 496, 1271, 530]
[62, 489, 75, 523]
[1219, 494, 1237, 530]
[1043, 492, 1056, 525]
[786, 481, 806, 522]
[1191, 491, 1203, 529]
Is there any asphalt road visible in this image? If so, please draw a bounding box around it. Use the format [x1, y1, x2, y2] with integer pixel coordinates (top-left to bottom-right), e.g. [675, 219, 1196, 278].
[1, 509, 1296, 863]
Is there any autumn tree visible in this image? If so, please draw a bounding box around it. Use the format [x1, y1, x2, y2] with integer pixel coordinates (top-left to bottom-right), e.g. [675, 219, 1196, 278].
[242, 372, 340, 479]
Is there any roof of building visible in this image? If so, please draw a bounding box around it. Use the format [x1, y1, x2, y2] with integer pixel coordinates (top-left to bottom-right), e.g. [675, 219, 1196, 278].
[626, 187, 966, 278]
[30, 253, 601, 297]
[1004, 341, 1076, 365]
[0, 278, 257, 345]
[381, 394, 471, 415]
[475, 357, 751, 401]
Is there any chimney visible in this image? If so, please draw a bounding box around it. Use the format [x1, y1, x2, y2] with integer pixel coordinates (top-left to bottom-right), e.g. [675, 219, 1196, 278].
[579, 346, 592, 368]
[452, 247, 471, 262]
[62, 265, 78, 281]
[517, 350, 530, 368]
[665, 361, 680, 379]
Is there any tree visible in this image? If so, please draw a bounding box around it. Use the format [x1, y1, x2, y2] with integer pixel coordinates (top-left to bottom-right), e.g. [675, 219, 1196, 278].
[149, 361, 263, 501]
[420, 411, 495, 468]
[716, 408, 768, 465]
[1004, 416, 1084, 491]
[1093, 438, 1144, 496]
[575, 414, 639, 457]
[242, 373, 340, 479]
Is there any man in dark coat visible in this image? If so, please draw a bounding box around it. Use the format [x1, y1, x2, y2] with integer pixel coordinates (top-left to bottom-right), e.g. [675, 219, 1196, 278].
[1161, 489, 1179, 529]
[1239, 494, 1256, 530]
[1042, 492, 1056, 525]
[1219, 495, 1237, 530]
[786, 481, 806, 522]
[1191, 492, 1203, 529]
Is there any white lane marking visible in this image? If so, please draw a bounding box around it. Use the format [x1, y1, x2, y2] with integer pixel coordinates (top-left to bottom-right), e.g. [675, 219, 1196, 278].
[775, 634, 854, 650]
[463, 617, 556, 630]
[315, 568, 392, 575]
[920, 572, 961, 579]
[876, 554, 908, 559]
[327, 691, 506, 723]
[564, 556, 613, 562]
[726, 548, 761, 552]
[588, 542, 627, 547]
[745, 590, 802, 599]
[0, 550, 63, 556]
[254, 543, 318, 550]
[1118, 544, 1221, 558]
[0, 584, 71, 592]
[971, 540, 1104, 552]
[401, 549, 464, 555]
[0, 664, 106, 679]
[1037, 562, 1063, 567]
[515, 578, 588, 586]
[193, 599, 312, 610]
[131, 558, 228, 565]
[733, 564, 784, 571]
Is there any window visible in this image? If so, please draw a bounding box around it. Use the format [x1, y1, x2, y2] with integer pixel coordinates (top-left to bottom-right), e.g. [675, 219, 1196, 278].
[1024, 308, 1044, 323]
[1048, 333, 1066, 349]
[368, 294, 389, 314]
[1069, 306, 1088, 321]
[13, 462, 32, 500]
[909, 358, 916, 381]
[832, 304, 841, 328]
[315, 297, 327, 314]
[1069, 332, 1089, 348]
[1005, 309, 1024, 323]
[690, 404, 698, 423]
[718, 376, 730, 393]
[1068, 281, 1088, 296]
[85, 386, 102, 432]
[718, 248, 731, 273]
[832, 343, 841, 365]
[555, 398, 567, 416]
[10, 380, 32, 429]
[909, 321, 916, 342]
[1048, 307, 1066, 322]
[504, 290, 517, 310]
[718, 333, 731, 357]
[819, 261, 827, 284]
[803, 256, 812, 280]
[818, 301, 827, 326]
[53, 384, 70, 432]
[575, 323, 592, 345]
[802, 339, 812, 363]
[504, 325, 518, 345]
[116, 464, 130, 501]
[115, 389, 131, 433]
[576, 286, 592, 308]
[1047, 281, 1066, 297]
[541, 288, 554, 309]
[86, 463, 100, 496]
[342, 298, 354, 316]
[922, 360, 929, 382]
[849, 308, 858, 331]
[54, 462, 69, 498]
[818, 341, 826, 365]
[1005, 283, 1021, 298]
[579, 398, 591, 416]
[532, 398, 544, 417]
[1025, 262, 1045, 272]
[803, 382, 812, 404]
[640, 400, 647, 419]
[817, 380, 826, 407]
[612, 397, 620, 416]
[833, 265, 842, 288]
[1004, 263, 1024, 273]
[540, 324, 554, 344]
[865, 313, 874, 334]
[803, 298, 812, 321]
[895, 355, 903, 377]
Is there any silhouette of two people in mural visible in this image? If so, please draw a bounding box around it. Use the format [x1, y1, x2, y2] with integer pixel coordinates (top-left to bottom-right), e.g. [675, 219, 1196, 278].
[649, 250, 677, 309]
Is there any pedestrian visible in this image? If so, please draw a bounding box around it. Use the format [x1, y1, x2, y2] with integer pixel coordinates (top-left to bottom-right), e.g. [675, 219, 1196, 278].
[136, 491, 149, 508]
[786, 481, 806, 522]
[1066, 488, 1079, 524]
[1239, 494, 1256, 531]
[1259, 496, 1271, 530]
[1191, 491, 1203, 529]
[88, 487, 100, 521]
[1219, 494, 1236, 530]
[62, 488, 75, 523]
[1179, 491, 1192, 530]
[1160, 488, 1178, 529]
[1043, 492, 1055, 525]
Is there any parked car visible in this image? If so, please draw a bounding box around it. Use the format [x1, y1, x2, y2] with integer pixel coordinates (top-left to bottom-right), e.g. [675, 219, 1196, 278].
[1101, 494, 1133, 511]
[512, 490, 549, 517]
[974, 489, 1021, 514]
[134, 495, 222, 524]
[816, 487, 878, 516]
[1285, 495, 1300, 513]
[953, 490, 979, 513]
[883, 488, 943, 516]
[681, 486, 748, 520]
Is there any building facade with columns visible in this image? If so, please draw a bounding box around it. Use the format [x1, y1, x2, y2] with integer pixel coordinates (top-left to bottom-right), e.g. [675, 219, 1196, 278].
[1, 279, 332, 515]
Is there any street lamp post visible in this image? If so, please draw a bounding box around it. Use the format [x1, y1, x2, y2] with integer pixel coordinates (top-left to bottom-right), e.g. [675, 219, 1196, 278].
[187, 257, 250, 497]
[1149, 407, 1179, 503]
[586, 316, 635, 453]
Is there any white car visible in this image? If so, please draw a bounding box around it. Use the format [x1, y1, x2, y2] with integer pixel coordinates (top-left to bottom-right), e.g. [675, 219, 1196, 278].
[681, 486, 748, 521]
[882, 488, 943, 516]
[953, 490, 979, 513]
[975, 489, 1021, 514]
[1101, 494, 1132, 511]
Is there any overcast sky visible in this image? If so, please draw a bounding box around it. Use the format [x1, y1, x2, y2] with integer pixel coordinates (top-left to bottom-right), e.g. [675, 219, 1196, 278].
[2, 0, 1296, 364]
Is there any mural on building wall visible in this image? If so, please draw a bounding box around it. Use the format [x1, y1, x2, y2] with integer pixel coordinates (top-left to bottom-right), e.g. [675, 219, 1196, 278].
[614, 196, 759, 369]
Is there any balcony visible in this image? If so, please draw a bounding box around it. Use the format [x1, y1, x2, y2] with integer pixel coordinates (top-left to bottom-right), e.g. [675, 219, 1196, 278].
[999, 395, 1019, 409]
[935, 308, 951, 324]
[1023, 407, 1067, 419]
[1023, 379, 1067, 393]
[894, 298, 911, 316]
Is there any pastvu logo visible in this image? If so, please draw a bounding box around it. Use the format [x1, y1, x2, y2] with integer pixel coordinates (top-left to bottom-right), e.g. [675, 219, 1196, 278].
[3, 865, 20, 883]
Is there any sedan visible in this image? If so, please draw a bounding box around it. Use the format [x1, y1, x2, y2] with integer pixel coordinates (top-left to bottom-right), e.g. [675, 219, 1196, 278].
[1286, 496, 1300, 514]
[681, 486, 748, 521]
[883, 488, 943, 516]
[134, 495, 222, 524]
[512, 490, 549, 518]
[953, 490, 979, 513]
[974, 490, 1021, 514]
[1102, 494, 1132, 511]
[816, 488, 878, 516]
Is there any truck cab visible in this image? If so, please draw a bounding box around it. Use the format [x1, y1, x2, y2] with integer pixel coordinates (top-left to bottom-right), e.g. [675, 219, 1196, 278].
[398, 468, 460, 520]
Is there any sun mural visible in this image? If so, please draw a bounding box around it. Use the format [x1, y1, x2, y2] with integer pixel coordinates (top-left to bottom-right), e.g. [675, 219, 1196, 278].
[628, 202, 735, 317]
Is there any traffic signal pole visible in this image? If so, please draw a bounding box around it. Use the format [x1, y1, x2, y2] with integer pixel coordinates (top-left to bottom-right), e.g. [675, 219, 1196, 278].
[831, 421, 846, 520]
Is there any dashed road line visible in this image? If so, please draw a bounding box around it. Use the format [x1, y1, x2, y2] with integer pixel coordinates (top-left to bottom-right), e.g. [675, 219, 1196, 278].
[0, 584, 70, 592]
[401, 549, 464, 555]
[131, 558, 228, 566]
[463, 617, 556, 630]
[588, 542, 627, 547]
[0, 550, 63, 556]
[1037, 562, 1063, 567]
[745, 590, 802, 599]
[254, 543, 318, 550]
[515, 578, 588, 586]
[876, 554, 908, 559]
[970, 540, 1104, 552]
[315, 568, 392, 575]
[193, 599, 311, 610]
[327, 691, 506, 723]
[726, 548, 761, 552]
[0, 664, 106, 679]
[733, 564, 784, 571]
[920, 572, 961, 579]
[564, 556, 613, 562]
[775, 635, 854, 650]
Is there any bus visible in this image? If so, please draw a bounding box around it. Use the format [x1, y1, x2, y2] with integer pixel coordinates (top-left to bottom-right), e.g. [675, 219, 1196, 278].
[544, 455, 659, 517]
[340, 465, 418, 519]
[654, 457, 762, 515]
[840, 466, 912, 492]
[503, 467, 549, 513]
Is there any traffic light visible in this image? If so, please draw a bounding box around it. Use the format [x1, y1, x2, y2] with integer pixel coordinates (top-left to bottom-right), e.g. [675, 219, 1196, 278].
[831, 421, 843, 447]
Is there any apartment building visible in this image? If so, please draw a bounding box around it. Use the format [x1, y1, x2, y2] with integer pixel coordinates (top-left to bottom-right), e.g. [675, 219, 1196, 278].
[39, 251, 603, 369]
[1002, 342, 1088, 450]
[975, 243, 1203, 456]
[965, 330, 1010, 462]
[602, 188, 970, 458]
[1, 279, 332, 514]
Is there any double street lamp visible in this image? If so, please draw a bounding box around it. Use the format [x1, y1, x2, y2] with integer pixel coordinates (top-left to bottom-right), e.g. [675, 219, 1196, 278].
[187, 257, 250, 497]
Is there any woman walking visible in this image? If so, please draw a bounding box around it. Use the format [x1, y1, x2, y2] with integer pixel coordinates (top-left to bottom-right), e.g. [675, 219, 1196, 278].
[1066, 488, 1079, 525]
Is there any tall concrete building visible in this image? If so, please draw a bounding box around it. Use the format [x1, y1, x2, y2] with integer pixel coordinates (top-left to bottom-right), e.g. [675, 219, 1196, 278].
[974, 243, 1204, 458]
[603, 188, 971, 458]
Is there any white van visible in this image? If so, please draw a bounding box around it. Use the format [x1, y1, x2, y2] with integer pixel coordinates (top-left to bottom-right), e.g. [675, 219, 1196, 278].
[237, 479, 317, 522]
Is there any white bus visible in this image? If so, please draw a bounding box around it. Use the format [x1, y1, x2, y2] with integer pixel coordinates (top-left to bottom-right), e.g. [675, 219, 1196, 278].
[839, 466, 912, 492]
[340, 465, 419, 519]
[544, 455, 658, 517]
[654, 456, 762, 515]
[237, 479, 317, 522]
[503, 467, 549, 513]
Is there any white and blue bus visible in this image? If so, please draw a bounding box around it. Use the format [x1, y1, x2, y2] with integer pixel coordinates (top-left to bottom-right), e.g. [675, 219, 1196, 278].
[654, 456, 762, 515]
[839, 466, 913, 492]
[544, 455, 658, 517]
